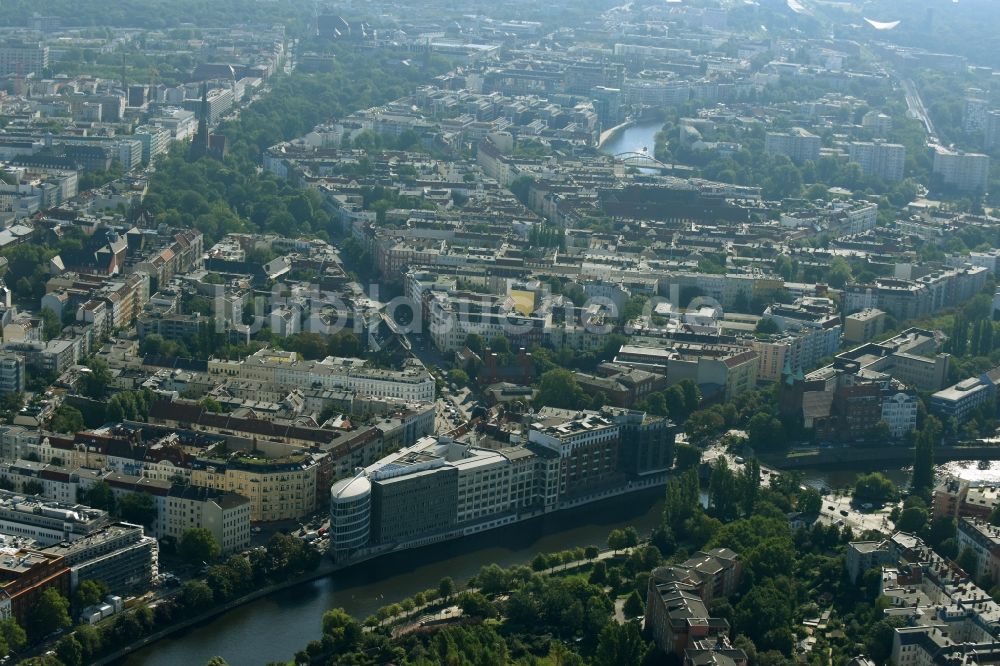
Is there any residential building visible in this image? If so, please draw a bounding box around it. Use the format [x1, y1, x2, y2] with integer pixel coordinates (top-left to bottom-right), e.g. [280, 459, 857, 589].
[791, 363, 919, 441]
[764, 128, 820, 164]
[0, 353, 24, 396]
[133, 126, 171, 164]
[645, 549, 743, 658]
[986, 110, 1000, 150]
[956, 517, 1000, 584]
[189, 454, 321, 523]
[846, 540, 893, 582]
[0, 40, 48, 76]
[932, 146, 989, 191]
[933, 478, 1000, 522]
[160, 486, 251, 554]
[848, 141, 905, 182]
[844, 309, 886, 344]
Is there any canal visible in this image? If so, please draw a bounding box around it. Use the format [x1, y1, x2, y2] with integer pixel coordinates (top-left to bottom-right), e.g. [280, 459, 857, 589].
[121, 490, 667, 666]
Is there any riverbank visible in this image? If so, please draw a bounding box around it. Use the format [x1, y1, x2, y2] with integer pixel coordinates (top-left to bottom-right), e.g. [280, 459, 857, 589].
[114, 485, 667, 665]
[97, 560, 340, 665]
[597, 120, 634, 149]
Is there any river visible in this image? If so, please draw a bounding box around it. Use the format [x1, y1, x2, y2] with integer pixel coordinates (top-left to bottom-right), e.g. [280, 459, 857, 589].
[598, 119, 663, 156]
[121, 490, 666, 666]
[118, 454, 974, 665]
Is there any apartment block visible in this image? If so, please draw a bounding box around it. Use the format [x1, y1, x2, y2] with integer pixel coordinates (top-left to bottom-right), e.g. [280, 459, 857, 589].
[844, 308, 886, 344]
[932, 146, 989, 192]
[848, 141, 905, 182]
[161, 486, 251, 554]
[0, 40, 48, 76]
[764, 127, 820, 164]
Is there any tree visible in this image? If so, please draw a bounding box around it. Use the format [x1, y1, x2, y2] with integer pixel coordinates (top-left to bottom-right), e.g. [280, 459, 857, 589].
[475, 563, 509, 595]
[26, 588, 71, 640]
[181, 580, 214, 609]
[0, 618, 25, 656]
[72, 579, 109, 610]
[744, 540, 796, 584]
[737, 458, 761, 517]
[826, 257, 853, 288]
[623, 589, 644, 618]
[755, 317, 780, 334]
[22, 480, 43, 496]
[179, 528, 221, 566]
[73, 624, 101, 659]
[41, 308, 62, 341]
[607, 529, 627, 553]
[896, 505, 929, 533]
[594, 621, 648, 666]
[912, 416, 941, 494]
[446, 369, 469, 387]
[119, 492, 157, 527]
[797, 487, 822, 516]
[206, 565, 236, 602]
[321, 608, 361, 652]
[438, 576, 455, 601]
[80, 358, 113, 399]
[663, 469, 701, 532]
[457, 591, 497, 619]
[958, 547, 979, 578]
[853, 472, 897, 505]
[199, 397, 223, 413]
[531, 553, 550, 571]
[674, 442, 702, 471]
[489, 336, 511, 355]
[746, 413, 786, 452]
[709, 458, 739, 521]
[55, 635, 84, 666]
[535, 369, 587, 410]
[463, 333, 484, 355]
[734, 581, 793, 652]
[49, 405, 85, 434]
[205, 659, 230, 666]
[81, 481, 116, 513]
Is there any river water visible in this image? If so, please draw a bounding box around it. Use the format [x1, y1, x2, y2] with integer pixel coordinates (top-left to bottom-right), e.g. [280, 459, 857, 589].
[118, 454, 978, 665]
[121, 490, 666, 666]
[599, 120, 663, 156]
[117, 460, 905, 665]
